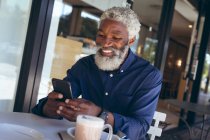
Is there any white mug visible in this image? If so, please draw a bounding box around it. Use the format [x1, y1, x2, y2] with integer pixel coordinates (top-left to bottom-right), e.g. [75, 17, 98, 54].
[67, 115, 113, 140]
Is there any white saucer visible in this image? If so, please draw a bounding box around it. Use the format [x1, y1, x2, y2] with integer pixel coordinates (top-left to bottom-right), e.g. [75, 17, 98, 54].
[0, 123, 44, 140]
[67, 127, 120, 140]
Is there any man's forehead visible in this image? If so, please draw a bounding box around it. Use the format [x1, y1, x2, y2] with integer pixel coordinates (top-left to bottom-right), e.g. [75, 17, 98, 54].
[100, 19, 126, 26]
[99, 19, 127, 29]
[98, 29, 124, 35]
[99, 19, 128, 33]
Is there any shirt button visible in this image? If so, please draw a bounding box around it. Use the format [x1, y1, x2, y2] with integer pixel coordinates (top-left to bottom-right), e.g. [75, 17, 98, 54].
[105, 92, 109, 96]
[110, 74, 113, 77]
[121, 70, 124, 73]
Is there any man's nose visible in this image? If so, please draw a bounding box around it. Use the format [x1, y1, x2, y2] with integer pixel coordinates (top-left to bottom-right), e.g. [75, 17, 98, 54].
[103, 38, 113, 48]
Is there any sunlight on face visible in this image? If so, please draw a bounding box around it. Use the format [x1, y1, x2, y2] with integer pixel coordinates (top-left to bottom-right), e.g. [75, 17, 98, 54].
[94, 19, 130, 71]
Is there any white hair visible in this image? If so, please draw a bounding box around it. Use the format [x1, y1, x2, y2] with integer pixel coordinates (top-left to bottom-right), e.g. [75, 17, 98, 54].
[100, 7, 141, 39]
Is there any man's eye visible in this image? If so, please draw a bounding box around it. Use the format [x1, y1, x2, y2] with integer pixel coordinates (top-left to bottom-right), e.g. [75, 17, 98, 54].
[113, 37, 122, 40]
[98, 34, 105, 38]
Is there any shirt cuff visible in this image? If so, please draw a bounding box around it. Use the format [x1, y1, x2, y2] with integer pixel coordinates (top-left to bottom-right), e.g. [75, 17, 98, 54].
[112, 113, 124, 134]
[32, 97, 47, 116]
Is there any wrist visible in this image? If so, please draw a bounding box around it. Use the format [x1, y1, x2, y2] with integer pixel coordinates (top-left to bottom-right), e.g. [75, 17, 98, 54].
[99, 109, 109, 124]
[97, 107, 104, 117]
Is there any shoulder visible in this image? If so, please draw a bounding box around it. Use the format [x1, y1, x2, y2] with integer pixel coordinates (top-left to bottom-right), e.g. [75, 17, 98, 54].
[133, 55, 160, 72]
[65, 55, 95, 78]
[73, 54, 95, 68]
[132, 56, 162, 83]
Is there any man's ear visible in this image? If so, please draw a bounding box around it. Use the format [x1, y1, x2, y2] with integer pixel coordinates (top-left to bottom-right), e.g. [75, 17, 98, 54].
[128, 36, 136, 46]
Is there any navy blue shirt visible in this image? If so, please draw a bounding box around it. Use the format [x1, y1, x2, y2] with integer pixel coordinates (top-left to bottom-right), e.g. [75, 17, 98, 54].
[32, 50, 162, 140]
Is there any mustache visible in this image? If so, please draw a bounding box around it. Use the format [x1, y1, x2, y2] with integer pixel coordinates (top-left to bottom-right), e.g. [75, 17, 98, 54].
[96, 44, 128, 51]
[96, 45, 114, 50]
[96, 45, 120, 56]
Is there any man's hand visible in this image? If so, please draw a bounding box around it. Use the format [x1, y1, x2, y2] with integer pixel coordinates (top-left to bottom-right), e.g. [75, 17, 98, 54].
[42, 92, 66, 118]
[57, 98, 102, 121]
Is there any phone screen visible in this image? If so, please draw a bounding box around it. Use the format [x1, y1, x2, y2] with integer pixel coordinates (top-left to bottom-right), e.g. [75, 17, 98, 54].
[52, 78, 73, 101]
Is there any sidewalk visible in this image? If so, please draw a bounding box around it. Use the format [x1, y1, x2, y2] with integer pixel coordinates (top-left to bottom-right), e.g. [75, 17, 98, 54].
[156, 92, 210, 139]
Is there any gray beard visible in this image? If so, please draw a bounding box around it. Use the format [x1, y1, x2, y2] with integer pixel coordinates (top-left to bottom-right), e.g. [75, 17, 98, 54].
[94, 45, 129, 71]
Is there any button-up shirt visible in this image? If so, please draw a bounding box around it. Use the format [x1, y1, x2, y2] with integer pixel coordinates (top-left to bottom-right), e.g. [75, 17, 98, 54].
[32, 49, 162, 140]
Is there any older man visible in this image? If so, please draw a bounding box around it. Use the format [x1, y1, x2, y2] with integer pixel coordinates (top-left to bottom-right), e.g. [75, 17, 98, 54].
[32, 7, 162, 140]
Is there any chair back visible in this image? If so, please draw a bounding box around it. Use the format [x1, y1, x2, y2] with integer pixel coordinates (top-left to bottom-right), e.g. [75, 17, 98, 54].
[147, 111, 167, 140]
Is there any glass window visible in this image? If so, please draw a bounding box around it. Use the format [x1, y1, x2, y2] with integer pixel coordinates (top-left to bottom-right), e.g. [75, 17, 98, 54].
[163, 0, 198, 99]
[0, 0, 32, 111]
[36, 0, 163, 102]
[37, 0, 102, 100]
[200, 54, 210, 93]
[199, 16, 210, 101]
[132, 0, 163, 64]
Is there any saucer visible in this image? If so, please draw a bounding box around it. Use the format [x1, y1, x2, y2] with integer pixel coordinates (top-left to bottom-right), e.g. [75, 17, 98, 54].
[67, 127, 120, 140]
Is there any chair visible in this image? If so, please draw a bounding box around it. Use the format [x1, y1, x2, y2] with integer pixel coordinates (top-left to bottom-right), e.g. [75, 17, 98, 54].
[147, 111, 167, 140]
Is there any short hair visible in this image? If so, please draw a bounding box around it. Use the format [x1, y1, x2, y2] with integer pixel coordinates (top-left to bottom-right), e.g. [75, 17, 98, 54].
[100, 7, 141, 39]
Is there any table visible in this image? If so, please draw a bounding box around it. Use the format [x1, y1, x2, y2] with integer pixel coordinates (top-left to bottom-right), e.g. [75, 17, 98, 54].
[165, 99, 210, 140]
[0, 112, 75, 140]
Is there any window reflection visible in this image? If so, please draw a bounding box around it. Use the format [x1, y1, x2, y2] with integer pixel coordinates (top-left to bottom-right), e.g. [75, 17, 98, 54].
[0, 0, 32, 111]
[37, 0, 102, 100]
[141, 38, 158, 65]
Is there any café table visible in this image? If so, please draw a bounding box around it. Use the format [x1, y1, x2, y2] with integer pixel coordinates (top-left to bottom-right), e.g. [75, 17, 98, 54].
[0, 112, 75, 140]
[165, 99, 210, 140]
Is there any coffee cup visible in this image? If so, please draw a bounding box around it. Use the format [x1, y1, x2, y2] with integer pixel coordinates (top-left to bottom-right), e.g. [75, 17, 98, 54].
[68, 115, 113, 140]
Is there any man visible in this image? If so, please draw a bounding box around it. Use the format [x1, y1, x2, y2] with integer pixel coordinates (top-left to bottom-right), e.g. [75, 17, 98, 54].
[32, 7, 162, 140]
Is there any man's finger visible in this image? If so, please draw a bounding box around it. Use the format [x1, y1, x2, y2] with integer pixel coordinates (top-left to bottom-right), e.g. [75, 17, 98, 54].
[48, 91, 63, 99]
[78, 103, 89, 109]
[65, 99, 81, 107]
[57, 107, 77, 121]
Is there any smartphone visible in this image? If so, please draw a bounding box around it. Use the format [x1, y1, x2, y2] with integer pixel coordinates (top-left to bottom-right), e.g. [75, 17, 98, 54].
[52, 78, 73, 101]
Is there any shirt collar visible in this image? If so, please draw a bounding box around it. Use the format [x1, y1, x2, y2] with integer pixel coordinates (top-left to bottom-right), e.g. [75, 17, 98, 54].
[118, 49, 136, 72]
